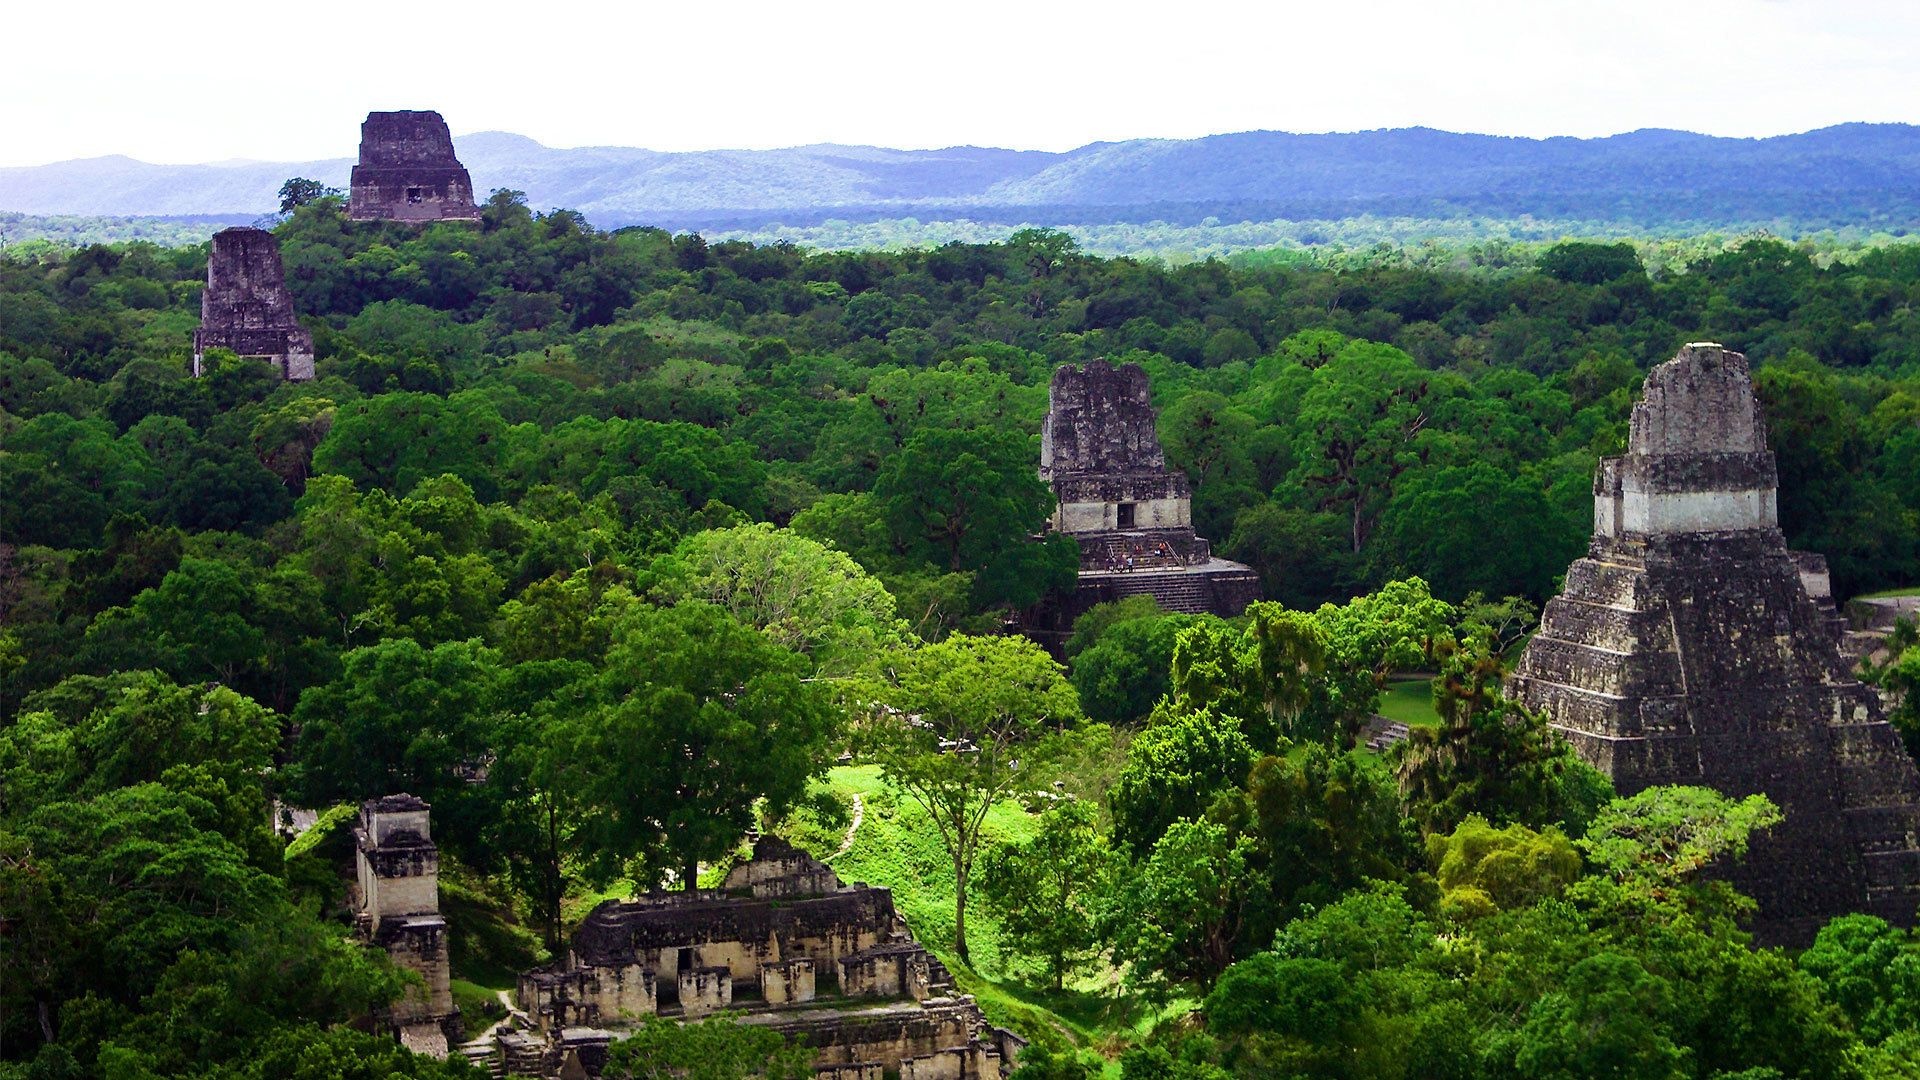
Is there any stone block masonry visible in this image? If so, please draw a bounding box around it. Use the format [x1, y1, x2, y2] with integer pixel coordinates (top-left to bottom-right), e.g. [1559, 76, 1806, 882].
[503, 836, 1022, 1078]
[1022, 359, 1260, 646]
[193, 227, 313, 380]
[1509, 343, 1920, 945]
[353, 794, 462, 1056]
[349, 110, 482, 223]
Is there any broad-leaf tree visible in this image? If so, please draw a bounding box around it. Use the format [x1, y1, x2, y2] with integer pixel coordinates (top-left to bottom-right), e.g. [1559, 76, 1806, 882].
[866, 633, 1081, 961]
[571, 601, 839, 889]
[978, 800, 1110, 989]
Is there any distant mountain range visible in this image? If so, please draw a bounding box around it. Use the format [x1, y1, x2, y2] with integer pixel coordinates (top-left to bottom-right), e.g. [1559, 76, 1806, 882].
[4, 124, 1919, 233]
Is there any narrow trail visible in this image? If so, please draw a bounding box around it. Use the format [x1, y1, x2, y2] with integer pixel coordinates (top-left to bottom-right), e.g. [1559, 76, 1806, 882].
[828, 793, 865, 860]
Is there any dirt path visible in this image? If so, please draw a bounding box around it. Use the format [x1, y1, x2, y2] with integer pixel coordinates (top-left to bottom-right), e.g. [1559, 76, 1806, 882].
[828, 793, 864, 860]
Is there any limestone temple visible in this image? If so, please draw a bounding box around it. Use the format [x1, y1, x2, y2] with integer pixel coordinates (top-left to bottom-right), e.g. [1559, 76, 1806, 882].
[192, 226, 314, 380]
[489, 836, 1023, 1079]
[354, 794, 462, 1056]
[1024, 359, 1259, 643]
[348, 110, 482, 223]
[1509, 343, 1920, 943]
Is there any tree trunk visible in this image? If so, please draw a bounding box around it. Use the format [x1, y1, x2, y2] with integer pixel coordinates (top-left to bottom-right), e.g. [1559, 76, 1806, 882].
[544, 804, 564, 951]
[952, 847, 970, 963]
[685, 856, 700, 892]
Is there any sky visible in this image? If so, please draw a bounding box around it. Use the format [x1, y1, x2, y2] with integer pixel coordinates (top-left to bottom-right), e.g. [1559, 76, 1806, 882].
[3, 0, 1916, 167]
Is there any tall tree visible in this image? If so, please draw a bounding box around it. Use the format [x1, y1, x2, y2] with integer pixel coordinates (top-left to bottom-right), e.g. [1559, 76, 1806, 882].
[977, 799, 1110, 989]
[1290, 342, 1434, 554]
[644, 523, 908, 678]
[571, 601, 838, 889]
[276, 177, 340, 214]
[1109, 700, 1254, 857]
[871, 426, 1055, 575]
[1396, 634, 1612, 836]
[866, 633, 1082, 961]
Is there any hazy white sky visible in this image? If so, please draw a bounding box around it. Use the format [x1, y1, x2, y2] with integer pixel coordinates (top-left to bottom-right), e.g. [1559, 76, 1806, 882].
[3, 0, 1915, 166]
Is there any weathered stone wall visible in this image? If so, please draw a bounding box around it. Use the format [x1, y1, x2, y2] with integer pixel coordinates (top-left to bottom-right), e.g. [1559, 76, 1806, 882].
[754, 997, 1004, 1078]
[348, 110, 482, 223]
[677, 967, 733, 1017]
[1041, 359, 1167, 475]
[760, 957, 816, 1004]
[1023, 359, 1259, 637]
[1628, 343, 1768, 455]
[1055, 496, 1190, 533]
[720, 835, 843, 898]
[353, 794, 459, 1055]
[1510, 344, 1920, 944]
[520, 961, 656, 1031]
[383, 918, 457, 1019]
[356, 796, 439, 930]
[838, 944, 934, 999]
[901, 1045, 1000, 1080]
[1040, 360, 1194, 539]
[567, 883, 899, 998]
[193, 227, 314, 380]
[1593, 344, 1780, 538]
[513, 838, 1014, 1079]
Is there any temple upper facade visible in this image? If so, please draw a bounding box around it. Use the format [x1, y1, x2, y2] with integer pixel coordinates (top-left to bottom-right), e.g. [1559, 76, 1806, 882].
[348, 110, 482, 223]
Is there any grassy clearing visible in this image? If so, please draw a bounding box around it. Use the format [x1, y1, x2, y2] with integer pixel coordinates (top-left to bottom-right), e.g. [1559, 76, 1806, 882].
[450, 977, 508, 1040]
[1857, 586, 1920, 599]
[441, 871, 546, 988]
[1377, 677, 1441, 728]
[782, 765, 1169, 1069]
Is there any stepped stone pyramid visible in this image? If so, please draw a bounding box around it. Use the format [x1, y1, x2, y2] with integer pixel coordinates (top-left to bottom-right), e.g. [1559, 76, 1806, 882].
[348, 110, 482, 223]
[1021, 360, 1259, 646]
[193, 227, 313, 380]
[1509, 343, 1920, 942]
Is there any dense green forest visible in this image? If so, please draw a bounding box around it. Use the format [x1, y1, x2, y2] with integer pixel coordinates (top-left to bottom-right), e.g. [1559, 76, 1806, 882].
[0, 213, 256, 252]
[11, 208, 1917, 265]
[8, 193, 1920, 1078]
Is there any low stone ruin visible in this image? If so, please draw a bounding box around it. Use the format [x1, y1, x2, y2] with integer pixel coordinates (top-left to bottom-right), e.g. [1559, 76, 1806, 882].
[501, 836, 1024, 1078]
[192, 226, 314, 380]
[354, 794, 462, 1055]
[348, 110, 482, 223]
[1023, 359, 1260, 644]
[1509, 343, 1920, 943]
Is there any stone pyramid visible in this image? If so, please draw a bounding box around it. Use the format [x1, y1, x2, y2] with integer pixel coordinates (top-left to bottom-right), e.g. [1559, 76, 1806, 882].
[193, 227, 314, 381]
[1509, 343, 1920, 942]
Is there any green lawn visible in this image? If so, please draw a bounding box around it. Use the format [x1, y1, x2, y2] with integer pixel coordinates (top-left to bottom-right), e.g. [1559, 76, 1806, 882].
[1376, 677, 1440, 728]
[450, 977, 507, 1040]
[1856, 586, 1920, 599]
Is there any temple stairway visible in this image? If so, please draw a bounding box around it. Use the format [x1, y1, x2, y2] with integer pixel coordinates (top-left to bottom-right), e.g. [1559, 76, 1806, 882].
[1086, 569, 1215, 614]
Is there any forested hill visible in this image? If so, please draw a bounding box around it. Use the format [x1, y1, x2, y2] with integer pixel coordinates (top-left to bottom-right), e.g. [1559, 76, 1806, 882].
[4, 123, 1919, 232]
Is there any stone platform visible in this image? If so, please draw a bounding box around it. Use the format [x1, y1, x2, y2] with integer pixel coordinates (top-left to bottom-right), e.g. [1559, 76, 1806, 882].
[1509, 344, 1920, 943]
[349, 110, 482, 223]
[193, 227, 313, 380]
[1020, 360, 1259, 647]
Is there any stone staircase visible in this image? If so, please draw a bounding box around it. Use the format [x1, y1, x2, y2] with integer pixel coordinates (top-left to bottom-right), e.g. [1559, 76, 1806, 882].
[1363, 716, 1411, 752]
[1102, 570, 1212, 613]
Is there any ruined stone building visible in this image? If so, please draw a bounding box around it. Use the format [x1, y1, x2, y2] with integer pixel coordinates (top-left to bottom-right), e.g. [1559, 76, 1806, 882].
[1509, 343, 1920, 943]
[355, 794, 462, 1056]
[192, 227, 314, 380]
[348, 110, 482, 223]
[1023, 359, 1260, 643]
[497, 837, 1023, 1079]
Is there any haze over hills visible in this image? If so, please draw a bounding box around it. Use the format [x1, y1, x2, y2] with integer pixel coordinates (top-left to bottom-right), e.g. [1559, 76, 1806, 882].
[4, 124, 1919, 234]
